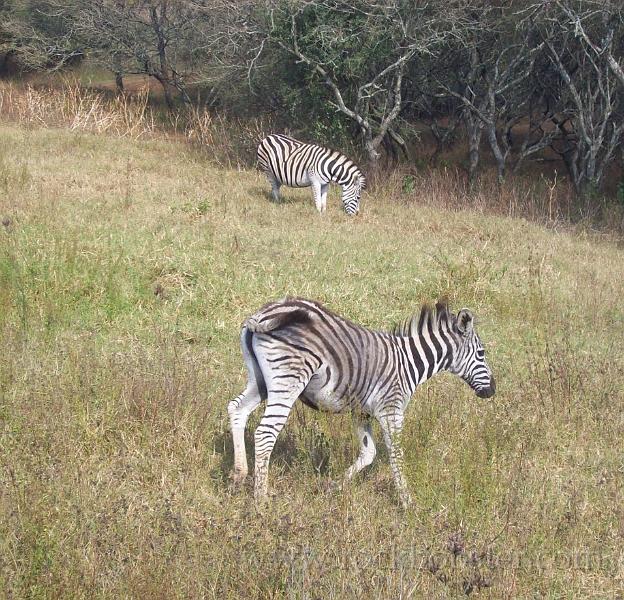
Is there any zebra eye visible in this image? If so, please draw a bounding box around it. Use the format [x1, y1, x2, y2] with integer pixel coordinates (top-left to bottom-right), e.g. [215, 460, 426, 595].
[476, 349, 485, 359]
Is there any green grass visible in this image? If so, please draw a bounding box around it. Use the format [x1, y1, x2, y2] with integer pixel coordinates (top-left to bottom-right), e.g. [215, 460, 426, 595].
[0, 123, 623, 598]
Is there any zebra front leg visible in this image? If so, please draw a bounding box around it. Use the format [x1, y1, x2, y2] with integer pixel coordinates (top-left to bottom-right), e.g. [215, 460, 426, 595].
[254, 382, 306, 504]
[344, 419, 376, 481]
[310, 180, 324, 213]
[377, 410, 412, 508]
[228, 384, 262, 486]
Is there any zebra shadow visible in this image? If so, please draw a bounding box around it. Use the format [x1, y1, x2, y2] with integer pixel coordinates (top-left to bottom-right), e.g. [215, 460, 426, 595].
[211, 411, 385, 491]
[250, 186, 306, 206]
[211, 418, 335, 490]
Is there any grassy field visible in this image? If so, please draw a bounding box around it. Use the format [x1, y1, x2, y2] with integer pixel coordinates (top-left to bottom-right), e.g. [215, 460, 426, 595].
[0, 121, 623, 599]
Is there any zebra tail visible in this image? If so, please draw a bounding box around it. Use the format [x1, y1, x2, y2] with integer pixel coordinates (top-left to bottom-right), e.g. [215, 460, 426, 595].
[242, 325, 268, 400]
[245, 306, 312, 333]
[242, 304, 312, 401]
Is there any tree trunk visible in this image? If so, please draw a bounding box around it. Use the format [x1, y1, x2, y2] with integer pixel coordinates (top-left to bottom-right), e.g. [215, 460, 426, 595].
[486, 124, 506, 184]
[0, 51, 14, 78]
[388, 129, 409, 161]
[153, 74, 174, 110]
[464, 110, 482, 185]
[114, 71, 124, 94]
[111, 53, 124, 95]
[161, 82, 174, 110]
[364, 134, 381, 181]
[150, 6, 175, 110]
[382, 135, 398, 165]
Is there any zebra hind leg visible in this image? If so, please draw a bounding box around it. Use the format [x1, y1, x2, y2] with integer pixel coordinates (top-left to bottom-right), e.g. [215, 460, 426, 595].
[269, 175, 282, 203]
[320, 183, 329, 212]
[311, 180, 324, 213]
[343, 418, 376, 482]
[253, 379, 308, 505]
[228, 383, 262, 486]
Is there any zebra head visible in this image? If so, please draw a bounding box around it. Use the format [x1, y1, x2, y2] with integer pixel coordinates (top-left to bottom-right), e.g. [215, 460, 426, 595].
[342, 175, 365, 215]
[449, 309, 496, 399]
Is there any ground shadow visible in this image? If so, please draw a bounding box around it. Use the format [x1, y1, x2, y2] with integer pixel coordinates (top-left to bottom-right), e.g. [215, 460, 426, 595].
[249, 186, 307, 205]
[210, 426, 303, 487]
[211, 411, 396, 495]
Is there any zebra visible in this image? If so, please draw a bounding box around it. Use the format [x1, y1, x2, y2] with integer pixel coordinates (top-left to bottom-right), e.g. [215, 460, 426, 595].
[227, 297, 496, 508]
[257, 134, 365, 215]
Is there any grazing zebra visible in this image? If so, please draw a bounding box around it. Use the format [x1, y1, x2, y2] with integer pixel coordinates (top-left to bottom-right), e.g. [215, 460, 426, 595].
[228, 297, 496, 508]
[257, 134, 365, 215]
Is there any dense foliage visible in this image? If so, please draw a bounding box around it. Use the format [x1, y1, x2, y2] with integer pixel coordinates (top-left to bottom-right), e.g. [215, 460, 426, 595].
[2, 0, 624, 198]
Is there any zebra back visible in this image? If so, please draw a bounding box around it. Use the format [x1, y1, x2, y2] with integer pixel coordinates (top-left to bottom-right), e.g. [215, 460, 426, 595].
[256, 134, 302, 175]
[246, 297, 494, 403]
[257, 134, 364, 196]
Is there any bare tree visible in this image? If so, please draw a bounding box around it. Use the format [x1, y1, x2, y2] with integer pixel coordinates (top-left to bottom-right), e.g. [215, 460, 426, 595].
[555, 0, 624, 90]
[0, 0, 82, 73]
[33, 0, 245, 107]
[411, 89, 462, 165]
[537, 1, 624, 196]
[434, 5, 545, 184]
[509, 86, 560, 175]
[69, 0, 201, 107]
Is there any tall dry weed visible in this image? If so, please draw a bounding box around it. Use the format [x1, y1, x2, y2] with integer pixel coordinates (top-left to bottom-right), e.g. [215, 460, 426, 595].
[0, 79, 156, 138]
[181, 106, 274, 168]
[0, 80, 274, 168]
[375, 167, 622, 231]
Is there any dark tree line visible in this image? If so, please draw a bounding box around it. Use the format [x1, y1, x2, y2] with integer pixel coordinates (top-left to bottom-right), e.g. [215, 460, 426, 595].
[2, 0, 624, 198]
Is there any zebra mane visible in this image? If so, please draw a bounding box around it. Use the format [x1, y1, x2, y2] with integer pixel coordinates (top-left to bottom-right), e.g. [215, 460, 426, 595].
[392, 300, 453, 337]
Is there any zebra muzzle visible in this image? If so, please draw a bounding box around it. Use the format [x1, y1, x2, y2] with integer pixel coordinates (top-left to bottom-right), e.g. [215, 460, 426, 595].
[475, 374, 496, 399]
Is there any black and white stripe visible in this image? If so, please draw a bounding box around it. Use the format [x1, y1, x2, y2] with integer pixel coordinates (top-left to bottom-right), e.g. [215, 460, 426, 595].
[228, 297, 495, 507]
[257, 134, 365, 215]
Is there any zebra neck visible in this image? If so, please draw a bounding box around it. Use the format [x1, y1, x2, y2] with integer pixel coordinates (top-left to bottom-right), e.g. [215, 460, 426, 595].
[330, 167, 359, 189]
[399, 329, 455, 392]
[334, 176, 353, 189]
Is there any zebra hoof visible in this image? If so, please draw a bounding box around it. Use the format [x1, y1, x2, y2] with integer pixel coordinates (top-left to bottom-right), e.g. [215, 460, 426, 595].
[321, 479, 343, 494]
[229, 470, 248, 488]
[254, 493, 269, 512]
[399, 493, 413, 510]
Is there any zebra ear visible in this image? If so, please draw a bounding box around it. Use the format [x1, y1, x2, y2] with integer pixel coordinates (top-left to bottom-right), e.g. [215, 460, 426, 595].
[456, 309, 474, 336]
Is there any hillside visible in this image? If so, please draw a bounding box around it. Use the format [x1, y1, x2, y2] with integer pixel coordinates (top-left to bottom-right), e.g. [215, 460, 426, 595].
[1, 123, 623, 598]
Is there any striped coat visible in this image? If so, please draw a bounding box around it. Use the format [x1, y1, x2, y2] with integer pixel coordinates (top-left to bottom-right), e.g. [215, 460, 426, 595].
[257, 134, 365, 215]
[228, 297, 495, 507]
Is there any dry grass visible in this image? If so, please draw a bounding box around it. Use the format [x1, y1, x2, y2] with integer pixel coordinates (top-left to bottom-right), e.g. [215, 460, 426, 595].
[0, 80, 273, 168]
[2, 78, 623, 232]
[0, 79, 155, 137]
[380, 166, 624, 236]
[0, 113, 623, 598]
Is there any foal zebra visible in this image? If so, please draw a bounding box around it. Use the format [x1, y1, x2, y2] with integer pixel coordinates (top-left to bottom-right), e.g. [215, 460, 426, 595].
[228, 297, 496, 508]
[257, 134, 365, 215]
